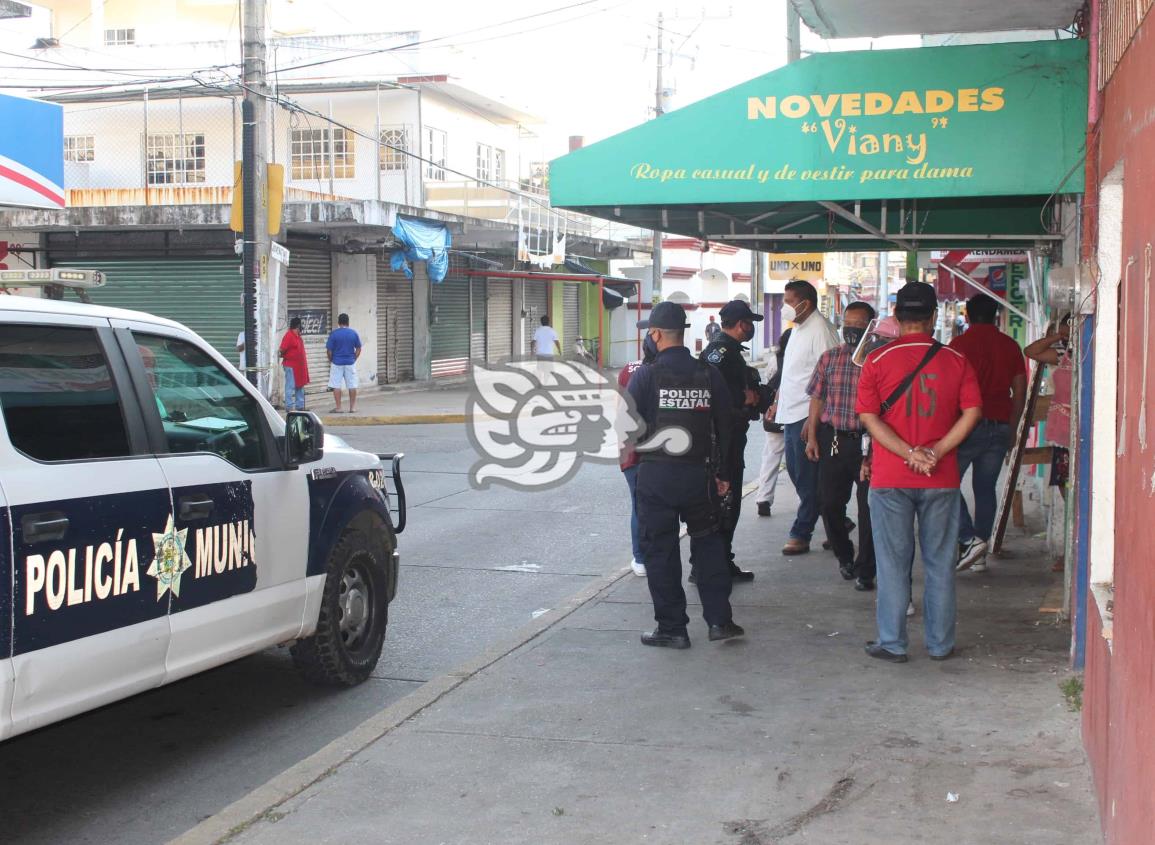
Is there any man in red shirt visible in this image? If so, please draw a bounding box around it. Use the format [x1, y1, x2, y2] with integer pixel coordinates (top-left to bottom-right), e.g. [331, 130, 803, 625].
[856, 283, 982, 663]
[279, 316, 310, 411]
[948, 294, 1028, 571]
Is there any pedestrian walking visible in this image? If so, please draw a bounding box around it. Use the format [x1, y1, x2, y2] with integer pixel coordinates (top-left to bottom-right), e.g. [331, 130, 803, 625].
[949, 294, 1029, 572]
[701, 299, 764, 582]
[755, 327, 791, 517]
[705, 314, 722, 344]
[618, 332, 659, 577]
[236, 331, 246, 373]
[627, 302, 744, 649]
[326, 313, 362, 413]
[279, 316, 310, 411]
[856, 282, 982, 663]
[804, 301, 877, 590]
[775, 280, 840, 555]
[532, 315, 562, 359]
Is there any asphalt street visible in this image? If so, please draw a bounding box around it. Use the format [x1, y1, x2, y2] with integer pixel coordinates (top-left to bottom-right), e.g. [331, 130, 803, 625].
[0, 422, 710, 845]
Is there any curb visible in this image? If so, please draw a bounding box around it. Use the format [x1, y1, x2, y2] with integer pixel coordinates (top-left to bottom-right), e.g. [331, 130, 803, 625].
[168, 481, 760, 845]
[168, 566, 633, 845]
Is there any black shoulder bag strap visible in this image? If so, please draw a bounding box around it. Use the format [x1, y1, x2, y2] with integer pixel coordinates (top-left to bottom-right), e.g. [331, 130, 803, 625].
[880, 341, 943, 414]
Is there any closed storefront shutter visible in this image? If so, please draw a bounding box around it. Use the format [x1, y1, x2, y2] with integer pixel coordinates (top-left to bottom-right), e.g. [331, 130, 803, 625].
[562, 283, 581, 353]
[486, 277, 513, 361]
[469, 277, 486, 362]
[522, 280, 549, 356]
[431, 256, 471, 377]
[50, 259, 242, 362]
[376, 263, 414, 384]
[286, 249, 333, 396]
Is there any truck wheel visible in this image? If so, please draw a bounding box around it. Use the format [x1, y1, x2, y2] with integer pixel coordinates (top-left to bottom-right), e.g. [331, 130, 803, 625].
[292, 524, 391, 686]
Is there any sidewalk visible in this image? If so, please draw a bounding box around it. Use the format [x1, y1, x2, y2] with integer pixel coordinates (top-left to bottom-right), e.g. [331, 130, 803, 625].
[315, 382, 471, 426]
[180, 490, 1099, 845]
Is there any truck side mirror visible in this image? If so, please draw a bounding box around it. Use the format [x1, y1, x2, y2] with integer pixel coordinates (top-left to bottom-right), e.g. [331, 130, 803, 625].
[284, 411, 324, 468]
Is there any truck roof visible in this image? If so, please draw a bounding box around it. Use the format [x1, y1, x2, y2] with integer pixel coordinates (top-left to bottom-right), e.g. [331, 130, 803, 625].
[0, 293, 190, 334]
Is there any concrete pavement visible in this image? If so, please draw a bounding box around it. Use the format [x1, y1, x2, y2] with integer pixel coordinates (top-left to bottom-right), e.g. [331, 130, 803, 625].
[175, 483, 1099, 845]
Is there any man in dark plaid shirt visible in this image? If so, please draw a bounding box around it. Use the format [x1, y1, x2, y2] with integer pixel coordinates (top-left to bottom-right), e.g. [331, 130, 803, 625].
[805, 301, 877, 590]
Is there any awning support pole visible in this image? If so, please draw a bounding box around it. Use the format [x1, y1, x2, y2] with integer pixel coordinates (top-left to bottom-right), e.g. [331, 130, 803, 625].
[819, 201, 915, 251]
[939, 261, 1038, 326]
[598, 278, 605, 368]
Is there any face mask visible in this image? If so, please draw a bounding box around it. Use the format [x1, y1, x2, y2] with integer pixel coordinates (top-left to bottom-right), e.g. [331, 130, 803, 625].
[642, 332, 659, 362]
[780, 303, 798, 323]
[843, 326, 865, 348]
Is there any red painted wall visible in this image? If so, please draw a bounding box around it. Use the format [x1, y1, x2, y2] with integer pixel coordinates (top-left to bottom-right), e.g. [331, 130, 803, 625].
[1085, 11, 1155, 844]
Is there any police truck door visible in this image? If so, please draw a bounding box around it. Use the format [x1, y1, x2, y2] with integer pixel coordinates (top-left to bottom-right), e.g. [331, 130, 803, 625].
[0, 315, 173, 735]
[112, 322, 310, 681]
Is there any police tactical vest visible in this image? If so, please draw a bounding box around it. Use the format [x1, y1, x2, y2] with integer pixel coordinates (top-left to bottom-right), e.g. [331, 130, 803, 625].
[642, 360, 714, 463]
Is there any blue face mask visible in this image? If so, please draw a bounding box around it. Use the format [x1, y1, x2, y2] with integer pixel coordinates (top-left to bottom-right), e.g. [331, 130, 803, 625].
[642, 333, 659, 363]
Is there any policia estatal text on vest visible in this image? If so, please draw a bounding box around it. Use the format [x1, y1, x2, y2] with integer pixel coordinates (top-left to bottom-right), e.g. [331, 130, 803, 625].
[626, 301, 746, 649]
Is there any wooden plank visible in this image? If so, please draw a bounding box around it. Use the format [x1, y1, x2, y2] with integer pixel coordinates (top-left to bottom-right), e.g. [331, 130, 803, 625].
[993, 360, 1046, 554]
[1021, 446, 1054, 466]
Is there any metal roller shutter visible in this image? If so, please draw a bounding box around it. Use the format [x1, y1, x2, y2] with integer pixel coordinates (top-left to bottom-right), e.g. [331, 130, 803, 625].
[486, 278, 513, 362]
[286, 249, 333, 396]
[431, 257, 470, 377]
[376, 263, 414, 384]
[470, 277, 486, 362]
[522, 280, 549, 356]
[562, 283, 581, 354]
[51, 259, 242, 362]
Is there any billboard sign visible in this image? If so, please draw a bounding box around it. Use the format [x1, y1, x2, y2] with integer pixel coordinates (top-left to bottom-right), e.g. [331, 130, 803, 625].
[0, 93, 64, 209]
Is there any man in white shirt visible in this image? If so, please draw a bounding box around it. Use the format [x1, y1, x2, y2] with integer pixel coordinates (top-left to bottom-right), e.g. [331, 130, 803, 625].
[236, 331, 246, 372]
[532, 315, 562, 359]
[775, 279, 841, 554]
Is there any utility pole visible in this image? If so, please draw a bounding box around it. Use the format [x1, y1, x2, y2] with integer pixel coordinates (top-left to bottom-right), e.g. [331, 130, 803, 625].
[648, 11, 664, 307]
[241, 0, 270, 389]
[786, 1, 801, 63]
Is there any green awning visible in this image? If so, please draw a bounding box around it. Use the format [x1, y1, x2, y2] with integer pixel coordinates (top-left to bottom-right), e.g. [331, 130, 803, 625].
[550, 40, 1087, 253]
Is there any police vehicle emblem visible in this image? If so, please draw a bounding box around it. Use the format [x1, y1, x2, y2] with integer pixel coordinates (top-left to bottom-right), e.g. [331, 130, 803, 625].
[147, 514, 193, 600]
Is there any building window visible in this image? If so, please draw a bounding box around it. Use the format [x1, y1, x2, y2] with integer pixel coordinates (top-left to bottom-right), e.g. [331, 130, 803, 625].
[475, 143, 493, 182]
[290, 127, 354, 181]
[424, 127, 446, 180]
[379, 127, 408, 171]
[494, 148, 506, 183]
[104, 28, 135, 46]
[145, 133, 206, 185]
[64, 135, 95, 163]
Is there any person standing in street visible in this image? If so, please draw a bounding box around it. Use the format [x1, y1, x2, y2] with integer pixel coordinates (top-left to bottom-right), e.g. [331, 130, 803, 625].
[236, 331, 246, 374]
[532, 315, 562, 359]
[949, 294, 1029, 572]
[857, 282, 982, 663]
[804, 301, 877, 590]
[776, 280, 841, 555]
[705, 314, 722, 344]
[279, 316, 310, 412]
[618, 332, 659, 577]
[701, 299, 764, 582]
[326, 313, 362, 413]
[627, 301, 744, 649]
[755, 327, 792, 517]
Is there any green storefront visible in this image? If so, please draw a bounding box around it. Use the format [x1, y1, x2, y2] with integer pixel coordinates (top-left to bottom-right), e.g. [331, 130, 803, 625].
[550, 40, 1087, 255]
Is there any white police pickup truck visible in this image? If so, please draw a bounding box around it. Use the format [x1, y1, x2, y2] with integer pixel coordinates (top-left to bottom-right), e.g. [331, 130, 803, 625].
[0, 270, 406, 741]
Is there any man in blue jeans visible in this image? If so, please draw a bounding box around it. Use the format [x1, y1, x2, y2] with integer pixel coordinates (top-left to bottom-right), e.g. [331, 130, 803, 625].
[856, 283, 982, 662]
[774, 280, 840, 554]
[949, 294, 1028, 571]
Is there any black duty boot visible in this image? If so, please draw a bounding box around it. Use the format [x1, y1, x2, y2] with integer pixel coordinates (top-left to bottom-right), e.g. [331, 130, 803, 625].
[641, 629, 691, 649]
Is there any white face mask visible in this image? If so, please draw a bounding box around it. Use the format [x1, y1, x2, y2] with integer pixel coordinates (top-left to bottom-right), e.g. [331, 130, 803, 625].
[781, 302, 799, 323]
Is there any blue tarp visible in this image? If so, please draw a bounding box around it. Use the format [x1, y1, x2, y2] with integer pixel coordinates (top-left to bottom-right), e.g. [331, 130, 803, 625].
[391, 215, 451, 283]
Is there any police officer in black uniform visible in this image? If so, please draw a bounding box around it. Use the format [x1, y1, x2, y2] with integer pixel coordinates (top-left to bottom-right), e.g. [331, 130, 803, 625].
[701, 300, 764, 582]
[627, 302, 745, 649]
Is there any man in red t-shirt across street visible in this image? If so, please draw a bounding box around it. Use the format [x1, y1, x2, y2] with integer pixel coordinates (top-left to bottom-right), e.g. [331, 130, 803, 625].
[279, 316, 311, 411]
[856, 283, 982, 663]
[948, 294, 1028, 572]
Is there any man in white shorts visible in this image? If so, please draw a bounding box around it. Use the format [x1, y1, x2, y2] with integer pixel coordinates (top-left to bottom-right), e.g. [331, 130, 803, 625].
[325, 312, 362, 413]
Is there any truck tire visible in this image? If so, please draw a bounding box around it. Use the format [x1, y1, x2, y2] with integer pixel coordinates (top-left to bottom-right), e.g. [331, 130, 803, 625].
[291, 521, 392, 686]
